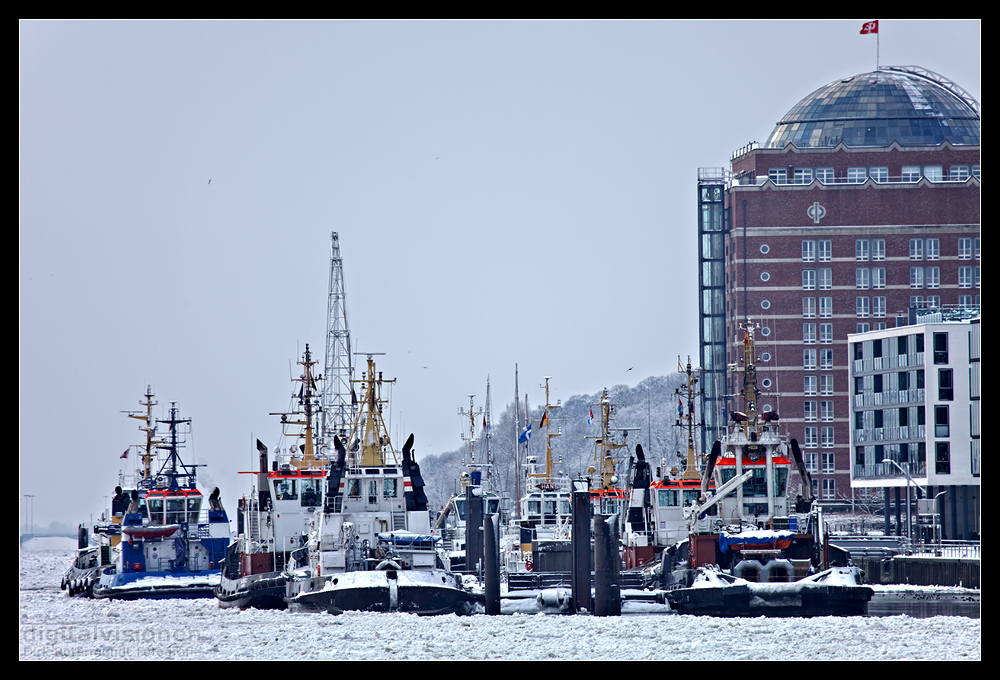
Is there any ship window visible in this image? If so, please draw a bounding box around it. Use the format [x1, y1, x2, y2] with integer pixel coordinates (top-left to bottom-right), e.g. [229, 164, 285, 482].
[346, 479, 360, 498]
[527, 500, 541, 515]
[487, 497, 500, 514]
[147, 498, 164, 524]
[187, 497, 202, 523]
[658, 489, 680, 507]
[368, 480, 379, 504]
[559, 500, 571, 515]
[166, 497, 186, 524]
[454, 498, 466, 520]
[300, 478, 322, 507]
[274, 479, 298, 501]
[543, 500, 558, 515]
[774, 468, 788, 496]
[383, 478, 398, 498]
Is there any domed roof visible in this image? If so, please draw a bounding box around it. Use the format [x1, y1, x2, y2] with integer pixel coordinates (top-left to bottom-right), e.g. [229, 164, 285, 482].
[766, 66, 980, 148]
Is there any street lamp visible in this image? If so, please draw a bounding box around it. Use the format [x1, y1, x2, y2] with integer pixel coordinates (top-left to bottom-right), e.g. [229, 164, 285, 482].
[885, 459, 923, 552]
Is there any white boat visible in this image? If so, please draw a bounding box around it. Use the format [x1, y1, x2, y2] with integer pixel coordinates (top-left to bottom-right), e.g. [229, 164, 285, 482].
[284, 354, 479, 615]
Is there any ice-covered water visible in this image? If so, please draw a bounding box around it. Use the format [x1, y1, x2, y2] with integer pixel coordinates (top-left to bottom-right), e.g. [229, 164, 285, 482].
[20, 538, 980, 661]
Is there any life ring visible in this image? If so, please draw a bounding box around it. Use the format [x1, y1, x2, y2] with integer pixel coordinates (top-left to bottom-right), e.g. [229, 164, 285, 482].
[525, 560, 533, 571]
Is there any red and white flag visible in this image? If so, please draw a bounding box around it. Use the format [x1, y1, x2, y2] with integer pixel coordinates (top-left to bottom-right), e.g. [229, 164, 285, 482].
[860, 20, 878, 35]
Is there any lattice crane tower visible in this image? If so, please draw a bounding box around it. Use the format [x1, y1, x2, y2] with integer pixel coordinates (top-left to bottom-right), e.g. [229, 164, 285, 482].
[322, 231, 355, 442]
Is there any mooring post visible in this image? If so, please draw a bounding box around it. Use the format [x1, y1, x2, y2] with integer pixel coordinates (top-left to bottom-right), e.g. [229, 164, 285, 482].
[483, 512, 501, 614]
[465, 474, 484, 577]
[571, 479, 592, 614]
[594, 513, 622, 616]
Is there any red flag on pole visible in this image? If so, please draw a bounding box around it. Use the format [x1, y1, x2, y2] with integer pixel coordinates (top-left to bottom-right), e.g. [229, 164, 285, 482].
[860, 20, 878, 34]
[120, 449, 129, 459]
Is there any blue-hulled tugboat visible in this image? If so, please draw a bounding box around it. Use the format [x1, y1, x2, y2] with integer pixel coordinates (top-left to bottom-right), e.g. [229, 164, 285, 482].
[285, 354, 480, 615]
[88, 395, 230, 600]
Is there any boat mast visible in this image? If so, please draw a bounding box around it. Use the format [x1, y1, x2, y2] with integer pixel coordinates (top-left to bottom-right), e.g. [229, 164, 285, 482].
[458, 394, 484, 485]
[269, 344, 323, 468]
[322, 231, 355, 444]
[588, 388, 629, 490]
[526, 377, 561, 490]
[350, 353, 396, 467]
[675, 357, 705, 480]
[124, 386, 160, 483]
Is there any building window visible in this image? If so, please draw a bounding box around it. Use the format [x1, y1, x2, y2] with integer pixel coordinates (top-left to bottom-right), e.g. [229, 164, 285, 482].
[803, 297, 816, 318]
[804, 375, 817, 396]
[821, 451, 835, 473]
[933, 332, 949, 364]
[847, 167, 866, 183]
[820, 349, 833, 370]
[803, 349, 817, 370]
[938, 369, 953, 401]
[820, 374, 833, 396]
[871, 239, 885, 261]
[805, 452, 819, 474]
[923, 166, 943, 182]
[818, 268, 832, 290]
[803, 323, 816, 344]
[802, 269, 816, 290]
[925, 239, 940, 261]
[856, 268, 871, 289]
[910, 267, 924, 289]
[925, 267, 940, 289]
[869, 167, 888, 182]
[769, 168, 787, 184]
[873, 296, 886, 318]
[856, 297, 870, 318]
[821, 426, 835, 449]
[804, 401, 817, 422]
[819, 297, 832, 318]
[958, 238, 973, 260]
[815, 167, 834, 183]
[822, 478, 835, 500]
[802, 240, 816, 262]
[872, 267, 886, 289]
[804, 426, 818, 448]
[909, 239, 924, 260]
[794, 167, 813, 184]
[934, 405, 950, 438]
[935, 442, 951, 475]
[818, 241, 832, 262]
[902, 166, 921, 182]
[819, 323, 832, 344]
[950, 165, 970, 181]
[958, 266, 974, 288]
[821, 400, 834, 422]
[856, 240, 870, 261]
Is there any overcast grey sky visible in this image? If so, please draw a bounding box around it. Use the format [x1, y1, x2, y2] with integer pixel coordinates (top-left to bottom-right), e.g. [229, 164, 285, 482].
[19, 19, 980, 532]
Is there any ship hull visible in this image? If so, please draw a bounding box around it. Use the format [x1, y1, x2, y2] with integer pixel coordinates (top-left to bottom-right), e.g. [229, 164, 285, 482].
[92, 570, 221, 600]
[215, 571, 289, 610]
[287, 568, 479, 616]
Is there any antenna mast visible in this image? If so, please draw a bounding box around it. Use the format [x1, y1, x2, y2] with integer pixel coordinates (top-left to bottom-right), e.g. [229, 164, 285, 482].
[322, 231, 355, 443]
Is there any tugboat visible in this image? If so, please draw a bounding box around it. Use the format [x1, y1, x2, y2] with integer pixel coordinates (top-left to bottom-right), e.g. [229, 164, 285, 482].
[664, 321, 873, 616]
[284, 354, 479, 615]
[216, 346, 329, 610]
[87, 393, 230, 600]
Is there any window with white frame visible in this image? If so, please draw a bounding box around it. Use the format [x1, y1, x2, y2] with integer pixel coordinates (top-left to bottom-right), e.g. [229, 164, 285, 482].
[819, 297, 832, 318]
[821, 426, 835, 448]
[872, 239, 885, 261]
[902, 166, 921, 182]
[822, 477, 836, 499]
[873, 296, 886, 318]
[818, 241, 832, 262]
[802, 240, 816, 262]
[803, 297, 816, 318]
[805, 452, 819, 473]
[803, 323, 816, 344]
[925, 267, 940, 289]
[819, 323, 833, 344]
[950, 165, 970, 181]
[926, 295, 940, 308]
[958, 238, 973, 260]
[856, 268, 870, 289]
[815, 167, 834, 183]
[848, 167, 867, 183]
[909, 296, 924, 309]
[959, 295, 974, 307]
[802, 269, 816, 290]
[926, 239, 940, 261]
[869, 167, 888, 182]
[821, 452, 835, 474]
[959, 267, 973, 288]
[820, 349, 833, 370]
[910, 267, 924, 289]
[804, 349, 817, 370]
[821, 400, 834, 422]
[856, 297, 870, 318]
[804, 426, 818, 447]
[804, 400, 817, 422]
[856, 239, 870, 261]
[769, 168, 787, 184]
[794, 167, 813, 184]
[804, 375, 817, 396]
[857, 322, 870, 333]
[910, 239, 924, 260]
[820, 374, 833, 396]
[818, 268, 832, 290]
[923, 166, 943, 182]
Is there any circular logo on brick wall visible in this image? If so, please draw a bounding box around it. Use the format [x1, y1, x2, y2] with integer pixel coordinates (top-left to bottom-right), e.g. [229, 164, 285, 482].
[807, 201, 826, 224]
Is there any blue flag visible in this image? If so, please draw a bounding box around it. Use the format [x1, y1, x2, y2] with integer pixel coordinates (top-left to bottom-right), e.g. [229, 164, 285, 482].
[518, 424, 532, 444]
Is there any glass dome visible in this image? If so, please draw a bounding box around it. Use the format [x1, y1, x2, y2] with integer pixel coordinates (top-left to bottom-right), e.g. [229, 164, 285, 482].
[766, 67, 980, 148]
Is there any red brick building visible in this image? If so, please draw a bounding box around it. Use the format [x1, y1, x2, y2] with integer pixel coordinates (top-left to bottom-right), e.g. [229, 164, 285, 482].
[696, 66, 980, 509]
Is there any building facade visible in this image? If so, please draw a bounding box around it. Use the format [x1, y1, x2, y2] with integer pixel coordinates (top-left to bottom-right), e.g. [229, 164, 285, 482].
[848, 312, 980, 539]
[697, 66, 980, 511]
